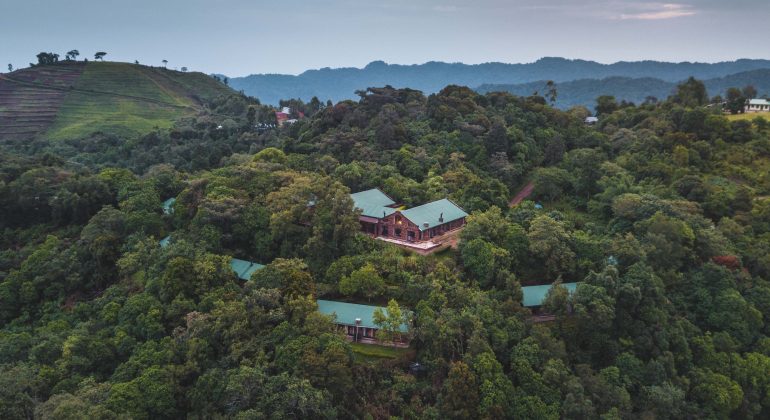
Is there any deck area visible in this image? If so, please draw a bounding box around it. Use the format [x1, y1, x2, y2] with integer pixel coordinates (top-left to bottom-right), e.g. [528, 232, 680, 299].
[375, 227, 463, 255]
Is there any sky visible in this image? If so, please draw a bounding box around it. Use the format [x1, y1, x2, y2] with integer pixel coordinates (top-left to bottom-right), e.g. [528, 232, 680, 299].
[1, 0, 768, 77]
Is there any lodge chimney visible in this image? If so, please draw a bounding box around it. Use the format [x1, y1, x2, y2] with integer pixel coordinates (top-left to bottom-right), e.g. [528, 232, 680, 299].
[439, 212, 443, 223]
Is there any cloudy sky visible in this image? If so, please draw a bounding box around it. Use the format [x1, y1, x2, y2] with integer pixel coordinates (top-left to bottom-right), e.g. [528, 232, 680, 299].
[1, 0, 768, 76]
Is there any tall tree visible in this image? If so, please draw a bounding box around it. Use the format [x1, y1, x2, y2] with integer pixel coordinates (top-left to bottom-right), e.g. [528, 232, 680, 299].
[66, 49, 80, 61]
[94, 51, 107, 61]
[670, 77, 709, 107]
[373, 299, 409, 346]
[595, 95, 619, 116]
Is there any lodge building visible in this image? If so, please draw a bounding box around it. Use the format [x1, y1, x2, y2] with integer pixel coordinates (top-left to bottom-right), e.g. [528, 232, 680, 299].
[350, 188, 468, 244]
[745, 98, 770, 113]
[317, 299, 410, 346]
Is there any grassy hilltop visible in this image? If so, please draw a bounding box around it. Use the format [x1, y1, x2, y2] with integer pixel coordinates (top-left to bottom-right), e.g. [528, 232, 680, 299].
[0, 61, 233, 141]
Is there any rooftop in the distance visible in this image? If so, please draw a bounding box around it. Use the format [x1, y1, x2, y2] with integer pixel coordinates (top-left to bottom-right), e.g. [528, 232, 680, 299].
[400, 198, 468, 231]
[317, 299, 409, 332]
[521, 282, 578, 307]
[748, 98, 770, 105]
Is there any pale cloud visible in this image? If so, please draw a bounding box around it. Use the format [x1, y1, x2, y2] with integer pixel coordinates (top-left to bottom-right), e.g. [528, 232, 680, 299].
[433, 5, 460, 12]
[617, 3, 696, 20]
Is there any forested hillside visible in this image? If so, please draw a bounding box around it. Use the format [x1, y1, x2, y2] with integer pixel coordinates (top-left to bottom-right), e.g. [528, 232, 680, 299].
[227, 58, 770, 104]
[2, 78, 770, 419]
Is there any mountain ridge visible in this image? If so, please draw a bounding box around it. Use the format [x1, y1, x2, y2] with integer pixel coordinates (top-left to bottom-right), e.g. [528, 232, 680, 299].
[227, 57, 770, 105]
[478, 69, 770, 109]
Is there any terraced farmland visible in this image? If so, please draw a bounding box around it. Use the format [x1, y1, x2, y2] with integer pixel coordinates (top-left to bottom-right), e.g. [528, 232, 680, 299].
[0, 62, 234, 141]
[0, 63, 84, 141]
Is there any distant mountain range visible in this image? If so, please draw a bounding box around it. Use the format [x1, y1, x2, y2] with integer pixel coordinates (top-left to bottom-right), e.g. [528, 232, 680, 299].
[227, 57, 770, 106]
[479, 69, 770, 109]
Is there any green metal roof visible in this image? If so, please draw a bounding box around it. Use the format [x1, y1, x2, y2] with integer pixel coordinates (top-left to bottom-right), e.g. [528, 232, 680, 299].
[317, 299, 409, 332]
[521, 282, 578, 307]
[162, 197, 176, 214]
[400, 198, 468, 231]
[230, 258, 265, 281]
[159, 235, 171, 248]
[350, 188, 397, 219]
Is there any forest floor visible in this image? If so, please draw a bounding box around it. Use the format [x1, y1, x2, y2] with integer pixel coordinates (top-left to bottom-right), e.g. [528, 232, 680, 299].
[510, 181, 535, 207]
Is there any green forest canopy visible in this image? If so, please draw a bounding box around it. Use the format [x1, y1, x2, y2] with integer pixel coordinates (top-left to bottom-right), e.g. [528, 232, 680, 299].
[1, 76, 770, 419]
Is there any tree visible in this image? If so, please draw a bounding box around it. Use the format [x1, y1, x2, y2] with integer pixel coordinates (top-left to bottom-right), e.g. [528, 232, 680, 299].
[742, 84, 757, 99]
[545, 80, 558, 103]
[527, 215, 575, 279]
[338, 263, 384, 301]
[94, 51, 107, 61]
[595, 95, 618, 116]
[162, 59, 168, 68]
[373, 299, 409, 346]
[725, 87, 746, 114]
[670, 77, 708, 107]
[7, 63, 12, 72]
[35, 52, 59, 65]
[65, 49, 80, 61]
[181, 66, 188, 72]
[440, 361, 480, 419]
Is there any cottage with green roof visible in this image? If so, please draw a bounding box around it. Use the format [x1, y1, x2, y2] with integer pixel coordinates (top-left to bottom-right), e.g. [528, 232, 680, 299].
[230, 258, 265, 281]
[521, 282, 578, 307]
[317, 299, 410, 345]
[162, 197, 176, 215]
[350, 188, 399, 235]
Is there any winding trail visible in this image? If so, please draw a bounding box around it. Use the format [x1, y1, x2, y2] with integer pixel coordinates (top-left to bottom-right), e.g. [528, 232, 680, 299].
[509, 182, 535, 207]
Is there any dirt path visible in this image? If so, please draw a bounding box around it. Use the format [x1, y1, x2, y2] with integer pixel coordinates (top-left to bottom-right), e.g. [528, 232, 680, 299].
[509, 182, 535, 207]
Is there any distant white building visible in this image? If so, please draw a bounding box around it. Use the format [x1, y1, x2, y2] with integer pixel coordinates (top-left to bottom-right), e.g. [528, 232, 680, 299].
[745, 99, 770, 113]
[585, 116, 598, 125]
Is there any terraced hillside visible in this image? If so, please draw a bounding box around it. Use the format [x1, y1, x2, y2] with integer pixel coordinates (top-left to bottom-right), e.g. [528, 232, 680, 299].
[0, 62, 233, 141]
[0, 63, 85, 141]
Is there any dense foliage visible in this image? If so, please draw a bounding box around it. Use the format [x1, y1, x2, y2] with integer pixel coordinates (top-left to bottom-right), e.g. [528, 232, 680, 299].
[2, 78, 770, 419]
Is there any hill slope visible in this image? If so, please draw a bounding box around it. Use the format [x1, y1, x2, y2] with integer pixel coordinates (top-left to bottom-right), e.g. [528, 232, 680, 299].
[227, 57, 770, 104]
[477, 69, 770, 109]
[0, 62, 233, 141]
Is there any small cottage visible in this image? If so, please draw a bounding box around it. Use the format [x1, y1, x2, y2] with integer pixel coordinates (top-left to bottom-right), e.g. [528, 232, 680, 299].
[745, 98, 770, 113]
[521, 282, 578, 307]
[317, 300, 409, 346]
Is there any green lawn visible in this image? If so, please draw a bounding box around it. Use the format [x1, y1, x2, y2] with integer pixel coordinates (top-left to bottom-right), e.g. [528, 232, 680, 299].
[725, 113, 770, 123]
[350, 342, 413, 363]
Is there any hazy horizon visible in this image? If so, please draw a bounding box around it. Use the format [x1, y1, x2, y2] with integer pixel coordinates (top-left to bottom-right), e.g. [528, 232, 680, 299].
[2, 0, 769, 77]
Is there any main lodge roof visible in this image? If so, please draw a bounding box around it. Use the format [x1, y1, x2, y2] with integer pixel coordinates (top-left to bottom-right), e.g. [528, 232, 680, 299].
[400, 198, 468, 231]
[350, 188, 397, 218]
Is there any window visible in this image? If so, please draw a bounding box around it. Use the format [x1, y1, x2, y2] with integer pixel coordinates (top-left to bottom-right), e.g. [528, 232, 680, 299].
[395, 228, 402, 237]
[381, 225, 388, 236]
